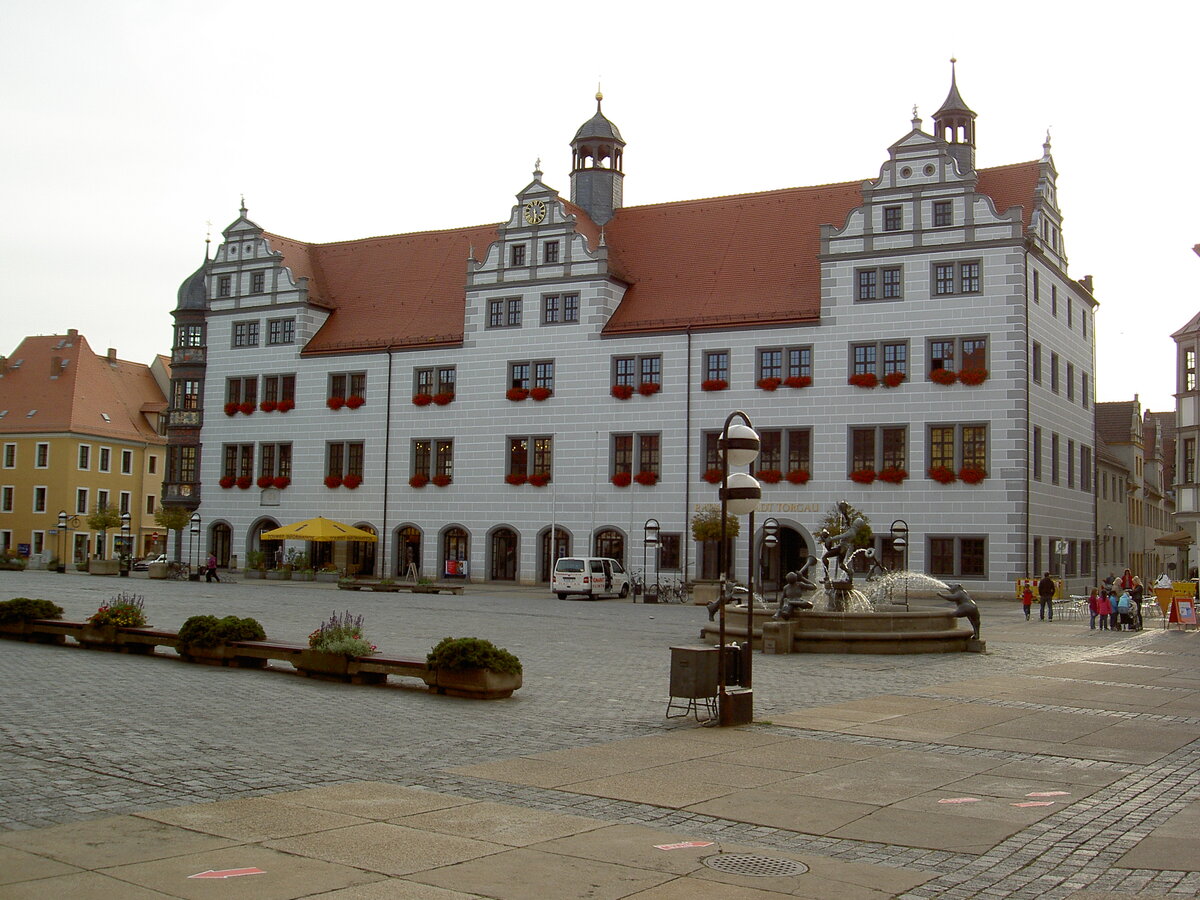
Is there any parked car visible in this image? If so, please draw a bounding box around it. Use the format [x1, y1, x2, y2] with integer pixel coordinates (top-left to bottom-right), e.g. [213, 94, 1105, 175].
[551, 557, 630, 600]
[132, 554, 166, 571]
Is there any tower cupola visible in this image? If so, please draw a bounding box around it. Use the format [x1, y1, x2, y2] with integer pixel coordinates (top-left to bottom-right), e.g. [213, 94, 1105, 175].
[933, 58, 977, 174]
[569, 91, 625, 225]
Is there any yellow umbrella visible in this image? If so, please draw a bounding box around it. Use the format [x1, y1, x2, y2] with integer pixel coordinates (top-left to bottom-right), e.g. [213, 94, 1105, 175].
[260, 516, 378, 542]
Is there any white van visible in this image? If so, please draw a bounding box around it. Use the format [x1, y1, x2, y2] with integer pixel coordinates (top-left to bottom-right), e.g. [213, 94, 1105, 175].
[552, 557, 630, 600]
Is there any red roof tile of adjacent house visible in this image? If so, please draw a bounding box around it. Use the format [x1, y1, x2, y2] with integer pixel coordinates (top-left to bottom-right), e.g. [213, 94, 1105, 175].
[1096, 400, 1140, 446]
[0, 333, 166, 441]
[271, 160, 1043, 352]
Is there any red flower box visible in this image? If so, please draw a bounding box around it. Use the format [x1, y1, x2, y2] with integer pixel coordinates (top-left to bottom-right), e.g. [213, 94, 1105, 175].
[848, 373, 878, 388]
[412, 393, 433, 406]
[702, 468, 724, 484]
[530, 387, 553, 401]
[327, 396, 345, 410]
[634, 470, 659, 486]
[277, 399, 294, 413]
[611, 384, 634, 400]
[959, 466, 987, 484]
[756, 377, 781, 392]
[224, 402, 239, 416]
[610, 472, 632, 487]
[236, 475, 253, 490]
[324, 475, 343, 489]
[505, 472, 527, 485]
[928, 465, 956, 484]
[432, 474, 452, 487]
[786, 469, 811, 484]
[256, 475, 275, 489]
[409, 474, 428, 488]
[882, 372, 906, 388]
[849, 469, 877, 484]
[878, 467, 908, 484]
[529, 473, 551, 487]
[272, 476, 290, 489]
[238, 402, 255, 415]
[345, 394, 365, 409]
[343, 474, 362, 490]
[433, 392, 455, 406]
[929, 368, 957, 385]
[506, 387, 529, 402]
[701, 379, 728, 392]
[219, 475, 236, 489]
[259, 400, 278, 412]
[638, 381, 661, 396]
[958, 368, 989, 386]
[784, 375, 812, 389]
[757, 469, 783, 484]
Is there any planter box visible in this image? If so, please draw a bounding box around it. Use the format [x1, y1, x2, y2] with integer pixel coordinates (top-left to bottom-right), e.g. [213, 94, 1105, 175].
[0, 621, 65, 644]
[147, 562, 169, 579]
[77, 624, 120, 650]
[296, 649, 385, 684]
[430, 667, 522, 699]
[370, 584, 401, 592]
[88, 559, 120, 576]
[315, 572, 340, 583]
[266, 570, 292, 581]
[243, 569, 265, 579]
[293, 572, 315, 582]
[337, 582, 363, 590]
[178, 644, 267, 668]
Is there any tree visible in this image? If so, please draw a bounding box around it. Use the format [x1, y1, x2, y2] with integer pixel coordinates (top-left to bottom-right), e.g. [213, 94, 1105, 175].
[85, 506, 122, 559]
[154, 505, 192, 563]
[691, 504, 739, 580]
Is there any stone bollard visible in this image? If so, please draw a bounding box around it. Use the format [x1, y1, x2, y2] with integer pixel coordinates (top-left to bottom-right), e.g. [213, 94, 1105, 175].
[761, 620, 794, 654]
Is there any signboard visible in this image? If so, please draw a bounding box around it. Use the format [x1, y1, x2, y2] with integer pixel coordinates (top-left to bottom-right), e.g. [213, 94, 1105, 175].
[17, 544, 30, 557]
[1169, 599, 1197, 627]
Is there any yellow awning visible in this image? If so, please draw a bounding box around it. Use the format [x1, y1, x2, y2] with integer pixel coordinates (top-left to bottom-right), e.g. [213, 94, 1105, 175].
[260, 516, 378, 542]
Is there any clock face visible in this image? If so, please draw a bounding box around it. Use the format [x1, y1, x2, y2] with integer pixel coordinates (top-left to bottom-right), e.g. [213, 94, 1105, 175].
[523, 200, 547, 225]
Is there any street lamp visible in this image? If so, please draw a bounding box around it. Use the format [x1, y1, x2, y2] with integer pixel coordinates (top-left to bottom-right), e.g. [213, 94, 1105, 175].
[120, 512, 131, 577]
[55, 510, 76, 574]
[643, 518, 660, 603]
[889, 519, 909, 608]
[761, 517, 780, 605]
[189, 512, 201, 581]
[717, 412, 761, 726]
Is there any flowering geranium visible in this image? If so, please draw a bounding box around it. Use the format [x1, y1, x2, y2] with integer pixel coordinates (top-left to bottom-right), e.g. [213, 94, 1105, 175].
[930, 368, 957, 385]
[882, 372, 906, 388]
[224, 402, 239, 416]
[611, 471, 632, 487]
[238, 402, 255, 415]
[958, 368, 989, 386]
[701, 379, 728, 392]
[786, 469, 810, 484]
[505, 472, 527, 485]
[327, 396, 346, 410]
[702, 468, 723, 484]
[611, 384, 634, 400]
[409, 473, 429, 488]
[784, 375, 812, 389]
[849, 468, 877, 484]
[928, 465, 956, 484]
[959, 466, 987, 484]
[848, 373, 878, 388]
[88, 591, 146, 628]
[638, 381, 661, 396]
[236, 475, 252, 490]
[219, 475, 236, 489]
[272, 476, 290, 489]
[528, 473, 550, 487]
[342, 474, 362, 490]
[412, 393, 433, 406]
[324, 474, 343, 489]
[277, 399, 295, 412]
[530, 387, 553, 401]
[256, 475, 275, 489]
[345, 394, 365, 409]
[634, 470, 659, 486]
[878, 467, 908, 484]
[308, 610, 375, 657]
[756, 377, 781, 391]
[757, 469, 783, 484]
[433, 392, 455, 406]
[506, 387, 529, 402]
[432, 474, 452, 487]
[260, 400, 278, 412]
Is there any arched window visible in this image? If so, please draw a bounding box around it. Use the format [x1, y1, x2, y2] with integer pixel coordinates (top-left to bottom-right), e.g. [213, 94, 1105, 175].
[490, 528, 518, 581]
[594, 529, 624, 565]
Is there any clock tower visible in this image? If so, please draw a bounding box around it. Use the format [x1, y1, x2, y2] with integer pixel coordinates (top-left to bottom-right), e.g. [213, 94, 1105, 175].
[569, 92, 624, 226]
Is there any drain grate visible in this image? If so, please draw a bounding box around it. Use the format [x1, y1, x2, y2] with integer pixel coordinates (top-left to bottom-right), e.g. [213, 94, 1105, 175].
[702, 853, 809, 877]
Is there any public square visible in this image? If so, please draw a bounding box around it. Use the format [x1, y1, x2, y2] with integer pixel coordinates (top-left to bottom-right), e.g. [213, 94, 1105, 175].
[2, 569, 1199, 898]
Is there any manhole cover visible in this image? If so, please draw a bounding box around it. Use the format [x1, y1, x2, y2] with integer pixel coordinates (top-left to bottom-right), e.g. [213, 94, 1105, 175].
[702, 854, 808, 877]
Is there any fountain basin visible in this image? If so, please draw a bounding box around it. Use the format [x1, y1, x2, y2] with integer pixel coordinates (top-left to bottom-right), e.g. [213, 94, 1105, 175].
[702, 606, 976, 654]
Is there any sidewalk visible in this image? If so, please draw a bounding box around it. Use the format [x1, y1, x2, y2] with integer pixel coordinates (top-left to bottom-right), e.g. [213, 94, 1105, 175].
[1, 580, 1199, 898]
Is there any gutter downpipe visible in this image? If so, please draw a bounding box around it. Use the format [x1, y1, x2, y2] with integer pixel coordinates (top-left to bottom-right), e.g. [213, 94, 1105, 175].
[382, 347, 393, 577]
[684, 326, 693, 584]
[1023, 243, 1031, 582]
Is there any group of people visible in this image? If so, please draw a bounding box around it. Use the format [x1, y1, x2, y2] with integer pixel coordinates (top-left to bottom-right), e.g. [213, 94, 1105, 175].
[1021, 568, 1146, 631]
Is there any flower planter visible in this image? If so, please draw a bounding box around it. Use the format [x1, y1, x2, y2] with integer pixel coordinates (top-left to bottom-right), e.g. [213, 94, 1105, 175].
[148, 562, 170, 579]
[316, 572, 340, 583]
[266, 569, 292, 581]
[370, 584, 401, 592]
[88, 559, 120, 576]
[179, 644, 267, 668]
[429, 667, 522, 699]
[242, 568, 265, 579]
[337, 581, 363, 590]
[293, 572, 315, 582]
[296, 650, 385, 684]
[77, 624, 120, 650]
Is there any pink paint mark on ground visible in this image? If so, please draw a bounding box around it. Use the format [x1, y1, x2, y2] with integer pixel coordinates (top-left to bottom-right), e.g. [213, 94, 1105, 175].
[655, 841, 715, 851]
[1026, 791, 1069, 797]
[938, 797, 982, 804]
[1012, 801, 1055, 808]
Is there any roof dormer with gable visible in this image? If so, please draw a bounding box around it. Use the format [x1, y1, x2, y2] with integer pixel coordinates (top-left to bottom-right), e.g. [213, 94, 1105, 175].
[1027, 132, 1068, 271]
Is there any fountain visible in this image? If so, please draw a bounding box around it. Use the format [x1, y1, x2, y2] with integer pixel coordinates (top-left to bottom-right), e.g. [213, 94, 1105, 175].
[700, 502, 985, 654]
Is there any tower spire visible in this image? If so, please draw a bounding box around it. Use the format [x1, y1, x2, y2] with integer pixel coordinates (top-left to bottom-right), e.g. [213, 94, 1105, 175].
[933, 57, 977, 173]
[570, 90, 625, 225]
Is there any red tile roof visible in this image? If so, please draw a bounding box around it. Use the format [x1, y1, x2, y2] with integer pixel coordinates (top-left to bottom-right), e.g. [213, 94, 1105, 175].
[268, 161, 1043, 352]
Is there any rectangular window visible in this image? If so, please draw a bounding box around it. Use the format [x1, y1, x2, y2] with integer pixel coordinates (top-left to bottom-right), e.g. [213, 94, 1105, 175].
[929, 536, 986, 578]
[262, 374, 296, 405]
[435, 440, 453, 479]
[412, 440, 431, 478]
[1033, 269, 1039, 302]
[221, 444, 254, 479]
[98, 447, 111, 473]
[36, 443, 49, 468]
[934, 264, 955, 295]
[148, 455, 156, 474]
[326, 442, 364, 479]
[1032, 342, 1042, 383]
[787, 429, 811, 473]
[1066, 363, 1075, 401]
[930, 426, 955, 471]
[97, 489, 109, 512]
[660, 534, 681, 570]
[121, 449, 133, 475]
[1081, 372, 1090, 409]
[1051, 433, 1060, 484]
[507, 297, 522, 326]
[759, 350, 782, 381]
[78, 444, 90, 470]
[329, 372, 366, 401]
[119, 491, 130, 515]
[883, 206, 902, 231]
[218, 275, 232, 297]
[852, 341, 907, 378]
[177, 324, 204, 347]
[510, 245, 526, 267]
[1032, 426, 1042, 481]
[0, 486, 12, 513]
[488, 299, 504, 328]
[1051, 285, 1058, 317]
[856, 266, 903, 301]
[930, 340, 954, 373]
[1067, 439, 1076, 488]
[1184, 438, 1197, 483]
[1080, 445, 1092, 492]
[534, 360, 555, 390]
[613, 434, 633, 476]
[852, 343, 877, 376]
[757, 346, 811, 383]
[933, 200, 953, 227]
[933, 260, 981, 295]
[510, 435, 552, 478]
[542, 293, 580, 324]
[411, 440, 452, 480]
[1067, 296, 1073, 328]
[76, 488, 87, 514]
[882, 267, 902, 298]
[1, 444, 13, 468]
[33, 486, 46, 513]
[959, 262, 980, 293]
[638, 433, 660, 476]
[857, 269, 877, 301]
[232, 321, 259, 347]
[544, 241, 559, 263]
[1050, 353, 1059, 393]
[705, 350, 729, 383]
[759, 430, 782, 471]
[1186, 349, 1197, 392]
[613, 357, 636, 388]
[251, 271, 265, 293]
[172, 379, 201, 410]
[613, 434, 655, 479]
[508, 360, 553, 392]
[146, 495, 155, 515]
[226, 376, 258, 405]
[882, 342, 907, 376]
[267, 318, 295, 345]
[962, 425, 987, 470]
[258, 443, 292, 480]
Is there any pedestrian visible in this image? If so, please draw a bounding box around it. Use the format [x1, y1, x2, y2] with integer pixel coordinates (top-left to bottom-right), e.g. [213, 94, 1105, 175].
[1021, 585, 1034, 621]
[1120, 568, 1134, 592]
[1087, 588, 1100, 629]
[1038, 571, 1056, 621]
[205, 552, 220, 583]
[1096, 589, 1112, 630]
[1131, 576, 1145, 630]
[1115, 590, 1132, 630]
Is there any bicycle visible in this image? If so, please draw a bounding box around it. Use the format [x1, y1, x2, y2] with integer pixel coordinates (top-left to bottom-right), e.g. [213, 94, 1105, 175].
[167, 561, 191, 581]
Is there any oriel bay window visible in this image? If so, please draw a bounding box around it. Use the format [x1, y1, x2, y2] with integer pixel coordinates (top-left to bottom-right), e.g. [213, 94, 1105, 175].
[172, 379, 201, 410]
[167, 446, 197, 486]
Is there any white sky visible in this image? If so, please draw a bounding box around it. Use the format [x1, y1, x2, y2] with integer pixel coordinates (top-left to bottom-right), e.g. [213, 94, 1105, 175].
[2, 1, 1195, 413]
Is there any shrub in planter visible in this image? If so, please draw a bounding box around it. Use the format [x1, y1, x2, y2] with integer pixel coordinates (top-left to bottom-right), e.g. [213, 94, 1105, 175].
[260, 400, 278, 412]
[528, 473, 550, 487]
[277, 398, 295, 412]
[634, 470, 658, 486]
[784, 375, 812, 389]
[882, 371, 906, 388]
[432, 474, 452, 487]
[959, 466, 987, 484]
[178, 614, 266, 649]
[930, 368, 957, 385]
[345, 394, 365, 409]
[0, 598, 64, 624]
[308, 610, 376, 656]
[505, 472, 527, 485]
[756, 377, 781, 391]
[638, 381, 661, 396]
[272, 476, 290, 489]
[757, 469, 783, 484]
[412, 393, 433, 406]
[88, 591, 146, 627]
[224, 401, 239, 416]
[701, 379, 728, 392]
[506, 387, 529, 402]
[786, 469, 811, 484]
[610, 471, 631, 487]
[958, 368, 989, 385]
[256, 475, 275, 489]
[342, 474, 363, 489]
[702, 468, 723, 484]
[530, 386, 553, 401]
[236, 475, 253, 490]
[433, 392, 455, 406]
[610, 384, 634, 400]
[878, 466, 908, 484]
[327, 396, 346, 410]
[848, 373, 878, 388]
[427, 636, 522, 675]
[238, 402, 255, 415]
[409, 473, 429, 488]
[849, 468, 877, 484]
[325, 474, 344, 488]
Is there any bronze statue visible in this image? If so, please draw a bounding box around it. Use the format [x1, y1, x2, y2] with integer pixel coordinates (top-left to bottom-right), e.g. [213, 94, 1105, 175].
[938, 583, 980, 640]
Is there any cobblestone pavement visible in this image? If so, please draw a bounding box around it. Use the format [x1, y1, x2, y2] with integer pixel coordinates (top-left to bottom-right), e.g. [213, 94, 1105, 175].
[2, 569, 1198, 898]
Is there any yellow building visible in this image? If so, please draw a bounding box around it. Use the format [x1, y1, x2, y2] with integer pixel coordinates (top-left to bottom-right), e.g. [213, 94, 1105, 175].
[0, 330, 168, 566]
